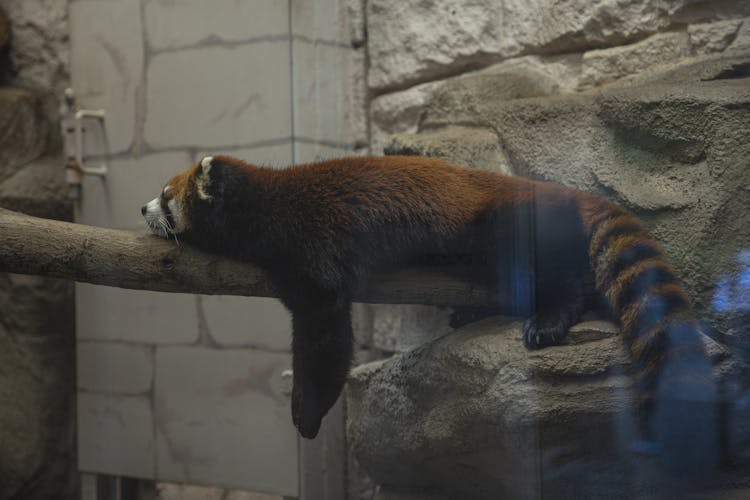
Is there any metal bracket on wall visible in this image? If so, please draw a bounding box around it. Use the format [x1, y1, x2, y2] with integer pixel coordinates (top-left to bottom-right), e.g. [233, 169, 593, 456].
[61, 88, 109, 199]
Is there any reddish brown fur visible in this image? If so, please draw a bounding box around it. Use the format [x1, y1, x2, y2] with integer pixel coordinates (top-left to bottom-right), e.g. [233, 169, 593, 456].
[156, 154, 708, 441]
[165, 153, 694, 357]
[175, 155, 554, 232]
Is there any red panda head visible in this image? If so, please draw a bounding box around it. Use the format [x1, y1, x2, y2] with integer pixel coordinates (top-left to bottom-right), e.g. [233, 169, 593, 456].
[141, 155, 215, 238]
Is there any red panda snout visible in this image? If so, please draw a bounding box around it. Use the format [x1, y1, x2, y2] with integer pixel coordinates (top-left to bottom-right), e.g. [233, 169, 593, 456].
[142, 196, 172, 238]
[142, 184, 189, 239]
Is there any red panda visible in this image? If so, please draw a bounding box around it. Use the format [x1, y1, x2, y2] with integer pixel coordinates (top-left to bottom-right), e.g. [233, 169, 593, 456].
[142, 154, 714, 445]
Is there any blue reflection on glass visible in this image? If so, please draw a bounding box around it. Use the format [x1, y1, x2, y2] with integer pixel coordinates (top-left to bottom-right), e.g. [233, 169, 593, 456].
[712, 250, 750, 314]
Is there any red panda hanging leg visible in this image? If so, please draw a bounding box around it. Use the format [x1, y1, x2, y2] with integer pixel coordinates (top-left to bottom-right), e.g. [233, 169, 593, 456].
[523, 195, 590, 348]
[289, 297, 354, 439]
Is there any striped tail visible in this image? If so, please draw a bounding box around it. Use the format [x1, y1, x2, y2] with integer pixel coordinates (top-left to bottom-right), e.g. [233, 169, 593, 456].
[579, 196, 712, 417]
[580, 194, 719, 478]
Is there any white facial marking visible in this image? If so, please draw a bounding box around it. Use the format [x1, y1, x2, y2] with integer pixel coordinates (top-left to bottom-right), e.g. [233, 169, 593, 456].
[167, 198, 186, 232]
[197, 156, 213, 200]
[143, 195, 185, 241]
[145, 197, 160, 213]
[201, 156, 213, 172]
[143, 197, 168, 237]
[197, 183, 211, 200]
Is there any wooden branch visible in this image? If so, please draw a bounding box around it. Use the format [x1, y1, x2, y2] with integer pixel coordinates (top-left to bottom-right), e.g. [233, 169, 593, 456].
[0, 208, 503, 308]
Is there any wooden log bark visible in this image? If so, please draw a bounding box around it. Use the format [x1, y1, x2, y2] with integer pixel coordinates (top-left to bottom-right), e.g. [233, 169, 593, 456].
[0, 207, 504, 308]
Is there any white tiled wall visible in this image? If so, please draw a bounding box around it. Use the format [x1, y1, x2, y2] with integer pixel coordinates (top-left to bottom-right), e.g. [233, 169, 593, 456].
[145, 43, 292, 149]
[69, 1, 144, 154]
[291, 0, 366, 162]
[77, 393, 156, 479]
[70, 1, 361, 497]
[77, 342, 153, 395]
[143, 0, 289, 50]
[154, 347, 296, 493]
[200, 296, 292, 350]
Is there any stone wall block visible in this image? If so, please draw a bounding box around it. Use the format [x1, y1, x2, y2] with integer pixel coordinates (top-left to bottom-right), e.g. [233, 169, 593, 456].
[0, 274, 72, 340]
[371, 54, 583, 155]
[672, 0, 750, 26]
[77, 394, 155, 479]
[366, 0, 717, 92]
[344, 47, 369, 148]
[370, 81, 441, 154]
[424, 61, 562, 128]
[0, 0, 69, 93]
[369, 304, 454, 353]
[69, 0, 143, 154]
[293, 42, 366, 147]
[346, 0, 367, 47]
[199, 295, 292, 351]
[76, 285, 200, 345]
[0, 272, 76, 499]
[0, 323, 46, 499]
[579, 32, 691, 89]
[728, 17, 750, 52]
[77, 342, 153, 395]
[688, 19, 744, 55]
[292, 0, 354, 45]
[145, 0, 288, 51]
[367, 0, 505, 91]
[385, 126, 512, 175]
[145, 44, 291, 149]
[0, 156, 71, 220]
[0, 88, 49, 183]
[154, 347, 297, 496]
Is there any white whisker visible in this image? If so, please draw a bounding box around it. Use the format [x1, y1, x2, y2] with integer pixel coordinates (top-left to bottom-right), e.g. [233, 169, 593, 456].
[142, 199, 182, 246]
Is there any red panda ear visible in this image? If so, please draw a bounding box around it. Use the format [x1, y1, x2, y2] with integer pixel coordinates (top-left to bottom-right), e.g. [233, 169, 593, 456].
[196, 156, 213, 200]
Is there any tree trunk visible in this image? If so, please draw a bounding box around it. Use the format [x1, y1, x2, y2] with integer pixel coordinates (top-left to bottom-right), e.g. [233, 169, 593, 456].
[0, 207, 507, 308]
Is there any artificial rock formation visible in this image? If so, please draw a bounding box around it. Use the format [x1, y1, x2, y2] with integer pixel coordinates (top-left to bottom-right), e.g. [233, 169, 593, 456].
[0, 149, 75, 500]
[348, 52, 750, 498]
[389, 52, 750, 320]
[0, 10, 76, 497]
[348, 318, 736, 499]
[366, 1, 750, 91]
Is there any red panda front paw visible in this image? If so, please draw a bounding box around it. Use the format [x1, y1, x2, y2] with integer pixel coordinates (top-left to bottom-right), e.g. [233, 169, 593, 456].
[522, 315, 569, 349]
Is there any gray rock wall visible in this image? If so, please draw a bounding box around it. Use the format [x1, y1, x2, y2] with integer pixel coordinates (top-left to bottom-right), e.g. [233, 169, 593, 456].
[369, 14, 750, 153]
[366, 1, 750, 93]
[0, 2, 76, 499]
[353, 1, 750, 358]
[402, 54, 750, 315]
[348, 317, 744, 499]
[0, 0, 69, 93]
[349, 2, 750, 499]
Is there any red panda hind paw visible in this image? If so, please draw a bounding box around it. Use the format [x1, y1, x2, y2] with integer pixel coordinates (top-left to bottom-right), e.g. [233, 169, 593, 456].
[291, 382, 324, 439]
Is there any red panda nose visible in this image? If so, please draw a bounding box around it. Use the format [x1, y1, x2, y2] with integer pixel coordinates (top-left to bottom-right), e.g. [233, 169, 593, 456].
[141, 205, 147, 216]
